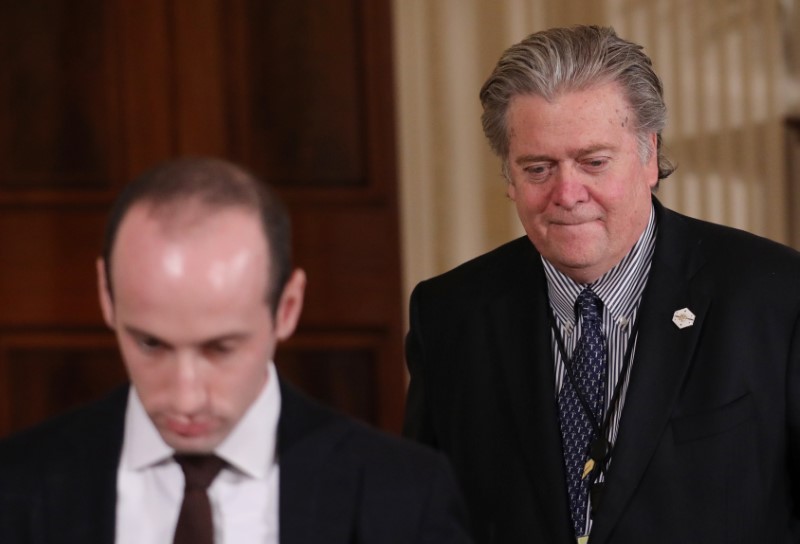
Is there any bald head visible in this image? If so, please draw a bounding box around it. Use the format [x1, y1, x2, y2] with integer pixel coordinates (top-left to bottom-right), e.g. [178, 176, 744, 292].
[111, 202, 269, 318]
[102, 157, 291, 311]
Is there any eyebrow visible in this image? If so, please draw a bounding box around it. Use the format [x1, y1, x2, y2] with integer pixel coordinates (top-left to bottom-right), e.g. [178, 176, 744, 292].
[125, 326, 159, 338]
[123, 326, 171, 347]
[513, 144, 617, 165]
[123, 326, 247, 346]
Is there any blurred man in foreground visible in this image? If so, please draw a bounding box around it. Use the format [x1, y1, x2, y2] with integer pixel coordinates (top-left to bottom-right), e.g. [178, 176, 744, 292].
[0, 157, 470, 544]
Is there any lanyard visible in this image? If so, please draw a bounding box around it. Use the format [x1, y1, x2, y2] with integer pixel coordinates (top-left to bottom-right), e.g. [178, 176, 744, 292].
[547, 303, 641, 494]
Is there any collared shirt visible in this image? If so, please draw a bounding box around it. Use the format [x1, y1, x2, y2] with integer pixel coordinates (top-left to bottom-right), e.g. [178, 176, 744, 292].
[543, 205, 657, 536]
[116, 361, 281, 544]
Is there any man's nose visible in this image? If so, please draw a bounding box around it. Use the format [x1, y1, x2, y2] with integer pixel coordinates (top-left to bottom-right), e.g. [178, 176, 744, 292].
[170, 352, 207, 414]
[550, 165, 589, 209]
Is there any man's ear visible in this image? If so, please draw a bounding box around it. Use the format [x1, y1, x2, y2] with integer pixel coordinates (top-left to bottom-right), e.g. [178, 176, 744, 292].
[96, 258, 115, 329]
[274, 269, 306, 341]
[647, 132, 659, 188]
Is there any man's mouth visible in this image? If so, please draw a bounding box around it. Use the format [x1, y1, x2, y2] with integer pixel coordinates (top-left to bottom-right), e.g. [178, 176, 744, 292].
[165, 418, 213, 437]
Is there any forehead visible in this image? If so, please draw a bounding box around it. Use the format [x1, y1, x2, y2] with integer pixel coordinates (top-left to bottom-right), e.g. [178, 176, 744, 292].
[512, 82, 632, 121]
[507, 83, 636, 150]
[115, 200, 266, 253]
[112, 203, 269, 291]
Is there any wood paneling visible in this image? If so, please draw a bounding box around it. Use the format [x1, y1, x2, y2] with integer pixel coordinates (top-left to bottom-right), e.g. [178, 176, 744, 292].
[0, 0, 404, 437]
[0, 1, 120, 190]
[787, 119, 800, 247]
[0, 334, 126, 435]
[237, 0, 365, 187]
[0, 208, 106, 326]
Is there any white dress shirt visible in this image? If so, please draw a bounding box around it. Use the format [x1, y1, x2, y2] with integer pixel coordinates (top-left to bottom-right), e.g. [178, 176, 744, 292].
[116, 362, 281, 544]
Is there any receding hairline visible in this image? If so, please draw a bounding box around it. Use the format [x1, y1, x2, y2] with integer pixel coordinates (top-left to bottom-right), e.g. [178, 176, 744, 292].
[107, 199, 274, 298]
[101, 157, 294, 311]
[108, 195, 266, 255]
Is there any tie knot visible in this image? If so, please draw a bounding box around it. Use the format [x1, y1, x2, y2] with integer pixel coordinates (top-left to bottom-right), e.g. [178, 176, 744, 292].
[575, 287, 603, 323]
[175, 454, 225, 490]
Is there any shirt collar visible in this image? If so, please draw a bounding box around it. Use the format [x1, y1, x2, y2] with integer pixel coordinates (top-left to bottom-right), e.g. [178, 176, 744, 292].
[216, 361, 280, 479]
[121, 386, 173, 471]
[121, 361, 281, 480]
[543, 205, 657, 325]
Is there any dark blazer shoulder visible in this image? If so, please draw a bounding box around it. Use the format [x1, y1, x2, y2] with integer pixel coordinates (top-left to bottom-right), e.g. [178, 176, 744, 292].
[277, 378, 471, 544]
[278, 378, 452, 469]
[657, 203, 800, 289]
[0, 385, 128, 473]
[661, 204, 798, 257]
[421, 236, 537, 290]
[412, 236, 542, 317]
[0, 386, 128, 544]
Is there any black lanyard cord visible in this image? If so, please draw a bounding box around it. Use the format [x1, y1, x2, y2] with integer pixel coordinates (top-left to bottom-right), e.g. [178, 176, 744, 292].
[548, 303, 641, 469]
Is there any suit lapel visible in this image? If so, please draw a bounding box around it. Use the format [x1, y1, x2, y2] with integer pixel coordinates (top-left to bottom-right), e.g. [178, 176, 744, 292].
[278, 380, 357, 544]
[589, 202, 712, 543]
[489, 241, 573, 544]
[46, 458, 119, 544]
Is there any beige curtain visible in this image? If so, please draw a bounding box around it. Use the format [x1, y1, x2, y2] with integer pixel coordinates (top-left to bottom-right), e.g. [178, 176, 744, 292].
[393, 0, 792, 303]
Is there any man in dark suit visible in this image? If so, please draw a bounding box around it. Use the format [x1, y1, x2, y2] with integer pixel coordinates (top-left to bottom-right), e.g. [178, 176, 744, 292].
[404, 25, 800, 543]
[0, 157, 470, 544]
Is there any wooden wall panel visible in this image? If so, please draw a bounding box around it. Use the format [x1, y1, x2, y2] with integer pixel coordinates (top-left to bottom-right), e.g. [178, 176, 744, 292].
[0, 334, 126, 436]
[115, 0, 176, 175]
[213, 0, 405, 429]
[292, 206, 399, 327]
[0, 208, 106, 326]
[235, 0, 365, 187]
[172, 0, 229, 156]
[787, 119, 800, 247]
[0, 1, 121, 190]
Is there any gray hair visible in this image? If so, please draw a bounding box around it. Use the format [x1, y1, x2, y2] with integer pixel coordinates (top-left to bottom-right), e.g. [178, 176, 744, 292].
[480, 25, 675, 180]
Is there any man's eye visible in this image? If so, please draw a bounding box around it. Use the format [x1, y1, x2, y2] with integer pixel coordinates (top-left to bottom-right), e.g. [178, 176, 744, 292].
[523, 164, 551, 182]
[583, 158, 609, 171]
[204, 342, 236, 357]
[137, 337, 164, 352]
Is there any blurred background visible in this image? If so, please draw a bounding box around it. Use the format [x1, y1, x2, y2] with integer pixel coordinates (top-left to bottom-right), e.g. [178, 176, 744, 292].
[0, 0, 798, 437]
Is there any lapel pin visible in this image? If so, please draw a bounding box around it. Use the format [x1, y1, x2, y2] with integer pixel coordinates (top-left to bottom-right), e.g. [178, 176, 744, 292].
[672, 307, 695, 329]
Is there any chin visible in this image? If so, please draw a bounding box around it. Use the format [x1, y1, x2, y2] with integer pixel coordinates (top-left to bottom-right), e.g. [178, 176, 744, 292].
[163, 432, 222, 454]
[548, 250, 599, 269]
[170, 442, 219, 455]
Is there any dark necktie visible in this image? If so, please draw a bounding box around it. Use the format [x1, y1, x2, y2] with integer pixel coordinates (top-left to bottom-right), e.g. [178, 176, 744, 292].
[173, 454, 226, 544]
[557, 287, 607, 537]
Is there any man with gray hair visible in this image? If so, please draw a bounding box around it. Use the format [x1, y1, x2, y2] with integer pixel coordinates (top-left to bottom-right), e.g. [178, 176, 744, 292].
[404, 25, 800, 543]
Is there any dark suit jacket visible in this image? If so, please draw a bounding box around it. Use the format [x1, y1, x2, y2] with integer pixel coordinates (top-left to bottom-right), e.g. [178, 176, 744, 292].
[0, 378, 471, 543]
[404, 198, 800, 543]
